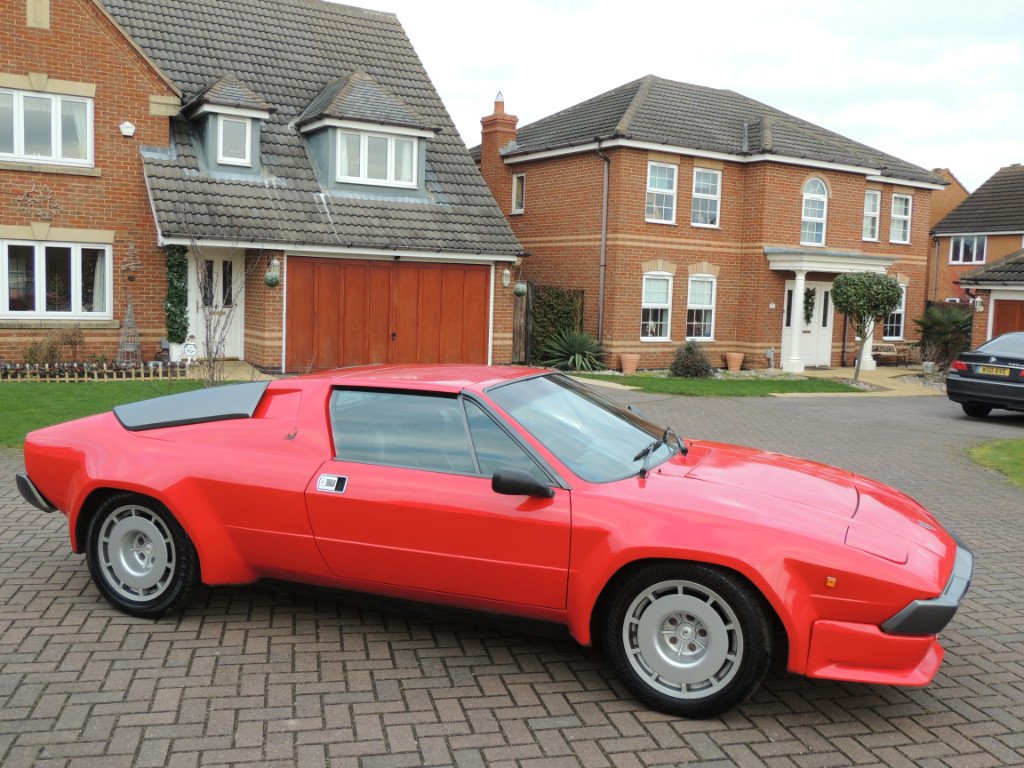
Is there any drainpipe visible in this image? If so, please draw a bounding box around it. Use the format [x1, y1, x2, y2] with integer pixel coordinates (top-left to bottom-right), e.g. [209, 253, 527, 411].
[596, 140, 610, 341]
[931, 237, 940, 303]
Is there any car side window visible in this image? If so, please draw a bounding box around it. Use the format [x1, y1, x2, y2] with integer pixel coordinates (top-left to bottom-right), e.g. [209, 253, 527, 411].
[463, 399, 549, 483]
[330, 389, 476, 474]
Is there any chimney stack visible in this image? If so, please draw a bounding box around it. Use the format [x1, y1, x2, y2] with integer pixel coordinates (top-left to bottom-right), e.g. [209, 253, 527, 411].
[479, 92, 518, 214]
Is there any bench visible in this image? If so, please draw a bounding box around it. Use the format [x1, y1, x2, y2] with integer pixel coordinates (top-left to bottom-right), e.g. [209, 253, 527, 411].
[872, 343, 908, 366]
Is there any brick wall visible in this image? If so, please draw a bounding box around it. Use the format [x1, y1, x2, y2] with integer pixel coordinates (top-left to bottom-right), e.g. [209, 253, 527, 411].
[0, 0, 176, 362]
[480, 120, 934, 370]
[243, 249, 284, 370]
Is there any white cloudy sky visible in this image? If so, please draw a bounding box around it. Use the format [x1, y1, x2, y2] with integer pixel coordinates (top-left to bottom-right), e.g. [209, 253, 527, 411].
[335, 0, 1023, 191]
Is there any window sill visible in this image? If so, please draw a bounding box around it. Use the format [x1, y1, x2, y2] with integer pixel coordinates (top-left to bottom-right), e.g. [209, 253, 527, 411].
[645, 219, 677, 226]
[0, 318, 118, 329]
[949, 261, 985, 266]
[862, 238, 879, 243]
[889, 241, 911, 246]
[511, 210, 524, 216]
[640, 337, 672, 343]
[691, 222, 720, 229]
[0, 159, 100, 177]
[685, 337, 714, 342]
[799, 242, 826, 248]
[882, 337, 904, 342]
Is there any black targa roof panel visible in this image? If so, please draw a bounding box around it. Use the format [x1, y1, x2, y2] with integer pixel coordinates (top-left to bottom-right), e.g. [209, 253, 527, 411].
[113, 381, 271, 431]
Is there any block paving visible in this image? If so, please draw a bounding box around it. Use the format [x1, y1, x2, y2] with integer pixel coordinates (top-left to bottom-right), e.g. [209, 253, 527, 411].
[2, 393, 1022, 767]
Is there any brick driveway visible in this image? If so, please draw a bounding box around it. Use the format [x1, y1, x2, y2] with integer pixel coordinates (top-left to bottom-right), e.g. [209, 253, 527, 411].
[2, 393, 1022, 767]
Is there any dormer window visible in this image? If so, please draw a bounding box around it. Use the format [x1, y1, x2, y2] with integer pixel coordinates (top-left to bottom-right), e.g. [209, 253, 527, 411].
[217, 115, 252, 166]
[337, 129, 416, 187]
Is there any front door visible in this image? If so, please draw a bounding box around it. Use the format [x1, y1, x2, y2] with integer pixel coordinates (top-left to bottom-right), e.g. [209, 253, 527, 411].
[187, 250, 244, 359]
[782, 281, 834, 367]
[305, 388, 571, 609]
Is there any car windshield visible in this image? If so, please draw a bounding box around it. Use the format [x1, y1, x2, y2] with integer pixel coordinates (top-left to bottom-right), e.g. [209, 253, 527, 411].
[978, 333, 1024, 356]
[487, 374, 678, 483]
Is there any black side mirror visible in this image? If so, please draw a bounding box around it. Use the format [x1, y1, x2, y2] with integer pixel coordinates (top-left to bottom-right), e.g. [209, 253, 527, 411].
[492, 468, 555, 498]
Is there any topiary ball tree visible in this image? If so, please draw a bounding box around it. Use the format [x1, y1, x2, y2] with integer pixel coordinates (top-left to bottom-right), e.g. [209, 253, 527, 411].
[831, 271, 903, 382]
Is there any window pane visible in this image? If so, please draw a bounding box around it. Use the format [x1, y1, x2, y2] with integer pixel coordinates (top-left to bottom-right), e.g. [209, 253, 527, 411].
[648, 164, 675, 191]
[60, 99, 88, 160]
[641, 307, 668, 338]
[890, 218, 908, 242]
[512, 175, 525, 211]
[893, 196, 910, 217]
[802, 221, 824, 244]
[339, 132, 361, 177]
[646, 191, 674, 221]
[222, 260, 233, 307]
[0, 92, 13, 154]
[821, 290, 830, 328]
[692, 197, 718, 226]
[7, 244, 35, 311]
[331, 390, 476, 474]
[803, 198, 825, 218]
[81, 248, 106, 313]
[394, 138, 414, 183]
[689, 279, 713, 306]
[45, 246, 72, 312]
[464, 399, 546, 481]
[643, 276, 669, 304]
[804, 179, 826, 195]
[686, 308, 712, 338]
[694, 170, 718, 195]
[24, 95, 53, 157]
[367, 136, 388, 180]
[202, 260, 214, 307]
[220, 118, 248, 161]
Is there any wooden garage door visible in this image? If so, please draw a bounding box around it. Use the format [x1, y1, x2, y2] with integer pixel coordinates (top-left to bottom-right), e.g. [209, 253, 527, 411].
[286, 258, 489, 371]
[993, 299, 1024, 337]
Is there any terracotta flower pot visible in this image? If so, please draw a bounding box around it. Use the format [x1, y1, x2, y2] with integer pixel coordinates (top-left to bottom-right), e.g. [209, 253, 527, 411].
[619, 353, 640, 375]
[725, 352, 744, 373]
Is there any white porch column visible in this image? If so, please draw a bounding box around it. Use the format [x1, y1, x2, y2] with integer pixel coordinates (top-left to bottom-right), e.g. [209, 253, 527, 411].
[859, 319, 877, 371]
[783, 270, 807, 373]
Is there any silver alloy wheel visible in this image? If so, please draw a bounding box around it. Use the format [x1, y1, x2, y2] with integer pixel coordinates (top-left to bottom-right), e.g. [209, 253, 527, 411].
[97, 504, 176, 602]
[622, 579, 743, 699]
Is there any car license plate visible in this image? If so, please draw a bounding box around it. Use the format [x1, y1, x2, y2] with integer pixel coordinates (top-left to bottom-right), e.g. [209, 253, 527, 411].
[977, 365, 1010, 376]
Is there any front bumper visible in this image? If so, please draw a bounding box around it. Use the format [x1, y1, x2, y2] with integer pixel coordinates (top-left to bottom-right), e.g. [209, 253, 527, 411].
[882, 540, 973, 636]
[804, 539, 973, 686]
[15, 472, 57, 513]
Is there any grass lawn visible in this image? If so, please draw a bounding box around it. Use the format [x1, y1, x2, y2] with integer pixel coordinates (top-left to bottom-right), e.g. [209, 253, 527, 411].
[970, 439, 1024, 490]
[0, 380, 204, 448]
[576, 373, 860, 397]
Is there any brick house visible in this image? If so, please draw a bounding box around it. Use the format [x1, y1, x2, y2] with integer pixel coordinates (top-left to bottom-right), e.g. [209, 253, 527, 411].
[931, 164, 1024, 346]
[1, 0, 180, 362]
[475, 76, 945, 371]
[3, 0, 521, 372]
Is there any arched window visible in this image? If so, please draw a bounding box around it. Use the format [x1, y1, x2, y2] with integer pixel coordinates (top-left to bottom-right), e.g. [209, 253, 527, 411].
[800, 178, 827, 246]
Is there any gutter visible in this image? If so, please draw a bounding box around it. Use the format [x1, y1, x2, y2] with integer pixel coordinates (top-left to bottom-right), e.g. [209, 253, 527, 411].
[595, 140, 610, 342]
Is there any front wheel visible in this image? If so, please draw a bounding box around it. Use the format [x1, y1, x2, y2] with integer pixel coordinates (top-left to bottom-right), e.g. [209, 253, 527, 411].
[602, 563, 772, 718]
[86, 493, 202, 617]
[961, 402, 992, 418]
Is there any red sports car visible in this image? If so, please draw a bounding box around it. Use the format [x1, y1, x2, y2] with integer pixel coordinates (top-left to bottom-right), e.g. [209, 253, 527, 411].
[16, 365, 971, 717]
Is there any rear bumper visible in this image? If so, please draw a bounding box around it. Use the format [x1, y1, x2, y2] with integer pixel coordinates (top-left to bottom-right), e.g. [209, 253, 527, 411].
[946, 373, 1024, 410]
[15, 472, 57, 513]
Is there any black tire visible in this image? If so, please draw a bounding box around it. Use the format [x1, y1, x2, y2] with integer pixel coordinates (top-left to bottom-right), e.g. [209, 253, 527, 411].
[85, 493, 202, 618]
[602, 563, 772, 718]
[961, 402, 992, 418]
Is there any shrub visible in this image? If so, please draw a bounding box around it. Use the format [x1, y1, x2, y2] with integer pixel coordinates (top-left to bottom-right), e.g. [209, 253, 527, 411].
[539, 328, 604, 372]
[23, 335, 61, 366]
[914, 304, 973, 368]
[670, 341, 714, 378]
[164, 244, 189, 344]
[529, 284, 584, 362]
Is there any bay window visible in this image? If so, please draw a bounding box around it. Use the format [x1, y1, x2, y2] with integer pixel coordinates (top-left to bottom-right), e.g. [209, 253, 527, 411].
[0, 88, 92, 165]
[2, 241, 110, 317]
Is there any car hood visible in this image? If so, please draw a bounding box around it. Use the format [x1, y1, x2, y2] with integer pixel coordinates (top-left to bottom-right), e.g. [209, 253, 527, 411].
[659, 440, 951, 562]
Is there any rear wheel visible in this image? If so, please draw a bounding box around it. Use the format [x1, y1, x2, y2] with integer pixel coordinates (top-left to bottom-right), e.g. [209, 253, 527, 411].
[602, 563, 772, 718]
[86, 493, 201, 617]
[961, 402, 992, 418]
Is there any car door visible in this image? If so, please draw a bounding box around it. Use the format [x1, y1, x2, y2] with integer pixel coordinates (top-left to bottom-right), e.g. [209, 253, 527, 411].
[305, 388, 571, 609]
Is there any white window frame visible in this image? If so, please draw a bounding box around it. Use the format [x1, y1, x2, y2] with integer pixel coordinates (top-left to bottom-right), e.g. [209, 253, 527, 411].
[800, 178, 828, 246]
[685, 274, 716, 341]
[216, 115, 252, 167]
[1, 240, 113, 319]
[949, 235, 987, 264]
[0, 88, 94, 167]
[883, 284, 907, 340]
[645, 161, 677, 224]
[862, 190, 880, 241]
[641, 272, 673, 341]
[890, 193, 912, 244]
[511, 173, 525, 214]
[691, 168, 721, 228]
[335, 129, 418, 188]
